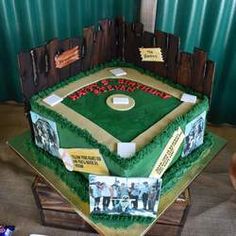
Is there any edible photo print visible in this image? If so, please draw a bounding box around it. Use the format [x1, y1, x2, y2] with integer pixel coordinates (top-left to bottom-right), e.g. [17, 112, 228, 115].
[89, 175, 162, 218]
[182, 111, 206, 157]
[30, 111, 60, 157]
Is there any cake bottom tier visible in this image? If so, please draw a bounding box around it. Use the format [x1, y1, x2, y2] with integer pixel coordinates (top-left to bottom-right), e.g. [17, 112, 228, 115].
[32, 176, 190, 235]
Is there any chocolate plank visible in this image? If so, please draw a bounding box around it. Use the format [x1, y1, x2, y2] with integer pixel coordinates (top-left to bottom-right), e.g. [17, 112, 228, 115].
[153, 31, 168, 77]
[203, 60, 215, 98]
[69, 37, 82, 76]
[82, 26, 95, 70]
[191, 48, 207, 93]
[167, 34, 180, 82]
[177, 52, 192, 87]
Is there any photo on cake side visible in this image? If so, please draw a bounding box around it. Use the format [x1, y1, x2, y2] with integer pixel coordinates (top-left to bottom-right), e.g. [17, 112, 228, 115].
[182, 111, 207, 157]
[89, 175, 162, 218]
[30, 111, 60, 158]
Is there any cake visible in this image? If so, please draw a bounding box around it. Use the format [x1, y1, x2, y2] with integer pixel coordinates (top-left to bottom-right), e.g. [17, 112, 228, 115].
[16, 17, 218, 233]
[29, 61, 209, 178]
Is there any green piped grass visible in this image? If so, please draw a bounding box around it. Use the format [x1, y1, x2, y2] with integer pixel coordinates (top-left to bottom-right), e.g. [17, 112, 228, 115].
[25, 139, 89, 202]
[90, 213, 154, 228]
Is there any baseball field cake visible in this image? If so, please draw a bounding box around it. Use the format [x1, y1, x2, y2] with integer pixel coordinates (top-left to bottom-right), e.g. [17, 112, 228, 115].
[29, 61, 209, 178]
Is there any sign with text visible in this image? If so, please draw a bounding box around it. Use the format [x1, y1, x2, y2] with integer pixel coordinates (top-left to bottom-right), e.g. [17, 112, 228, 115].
[139, 48, 164, 62]
[59, 148, 109, 175]
[149, 127, 185, 178]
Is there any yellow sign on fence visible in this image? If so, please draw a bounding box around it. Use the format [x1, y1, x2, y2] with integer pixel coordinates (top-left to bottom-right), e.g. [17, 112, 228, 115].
[139, 48, 164, 62]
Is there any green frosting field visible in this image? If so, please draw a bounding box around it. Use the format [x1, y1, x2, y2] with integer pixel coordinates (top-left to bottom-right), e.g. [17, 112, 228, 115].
[63, 81, 181, 142]
[30, 60, 209, 177]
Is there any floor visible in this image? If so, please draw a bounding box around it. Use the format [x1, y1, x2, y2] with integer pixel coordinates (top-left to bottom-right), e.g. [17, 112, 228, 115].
[0, 102, 236, 236]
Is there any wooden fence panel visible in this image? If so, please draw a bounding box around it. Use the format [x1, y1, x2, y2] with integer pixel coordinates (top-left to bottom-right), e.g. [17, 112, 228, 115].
[191, 48, 207, 93]
[109, 20, 117, 61]
[124, 22, 143, 66]
[31, 46, 48, 90]
[153, 31, 168, 77]
[82, 26, 95, 71]
[69, 37, 82, 77]
[46, 39, 60, 87]
[99, 19, 110, 63]
[116, 17, 124, 59]
[140, 31, 155, 72]
[57, 38, 71, 81]
[203, 60, 215, 98]
[133, 22, 144, 67]
[124, 23, 134, 63]
[18, 52, 35, 102]
[166, 34, 179, 82]
[92, 30, 103, 66]
[177, 52, 192, 88]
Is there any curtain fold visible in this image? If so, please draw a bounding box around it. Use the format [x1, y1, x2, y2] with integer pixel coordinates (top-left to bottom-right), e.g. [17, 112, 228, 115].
[156, 0, 236, 124]
[0, 0, 140, 102]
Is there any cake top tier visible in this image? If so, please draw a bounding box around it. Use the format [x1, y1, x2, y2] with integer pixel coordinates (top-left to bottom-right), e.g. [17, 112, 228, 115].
[33, 66, 198, 152]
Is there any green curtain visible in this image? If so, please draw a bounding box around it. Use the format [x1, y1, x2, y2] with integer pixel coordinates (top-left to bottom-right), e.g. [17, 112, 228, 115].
[155, 0, 236, 124]
[0, 0, 140, 102]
